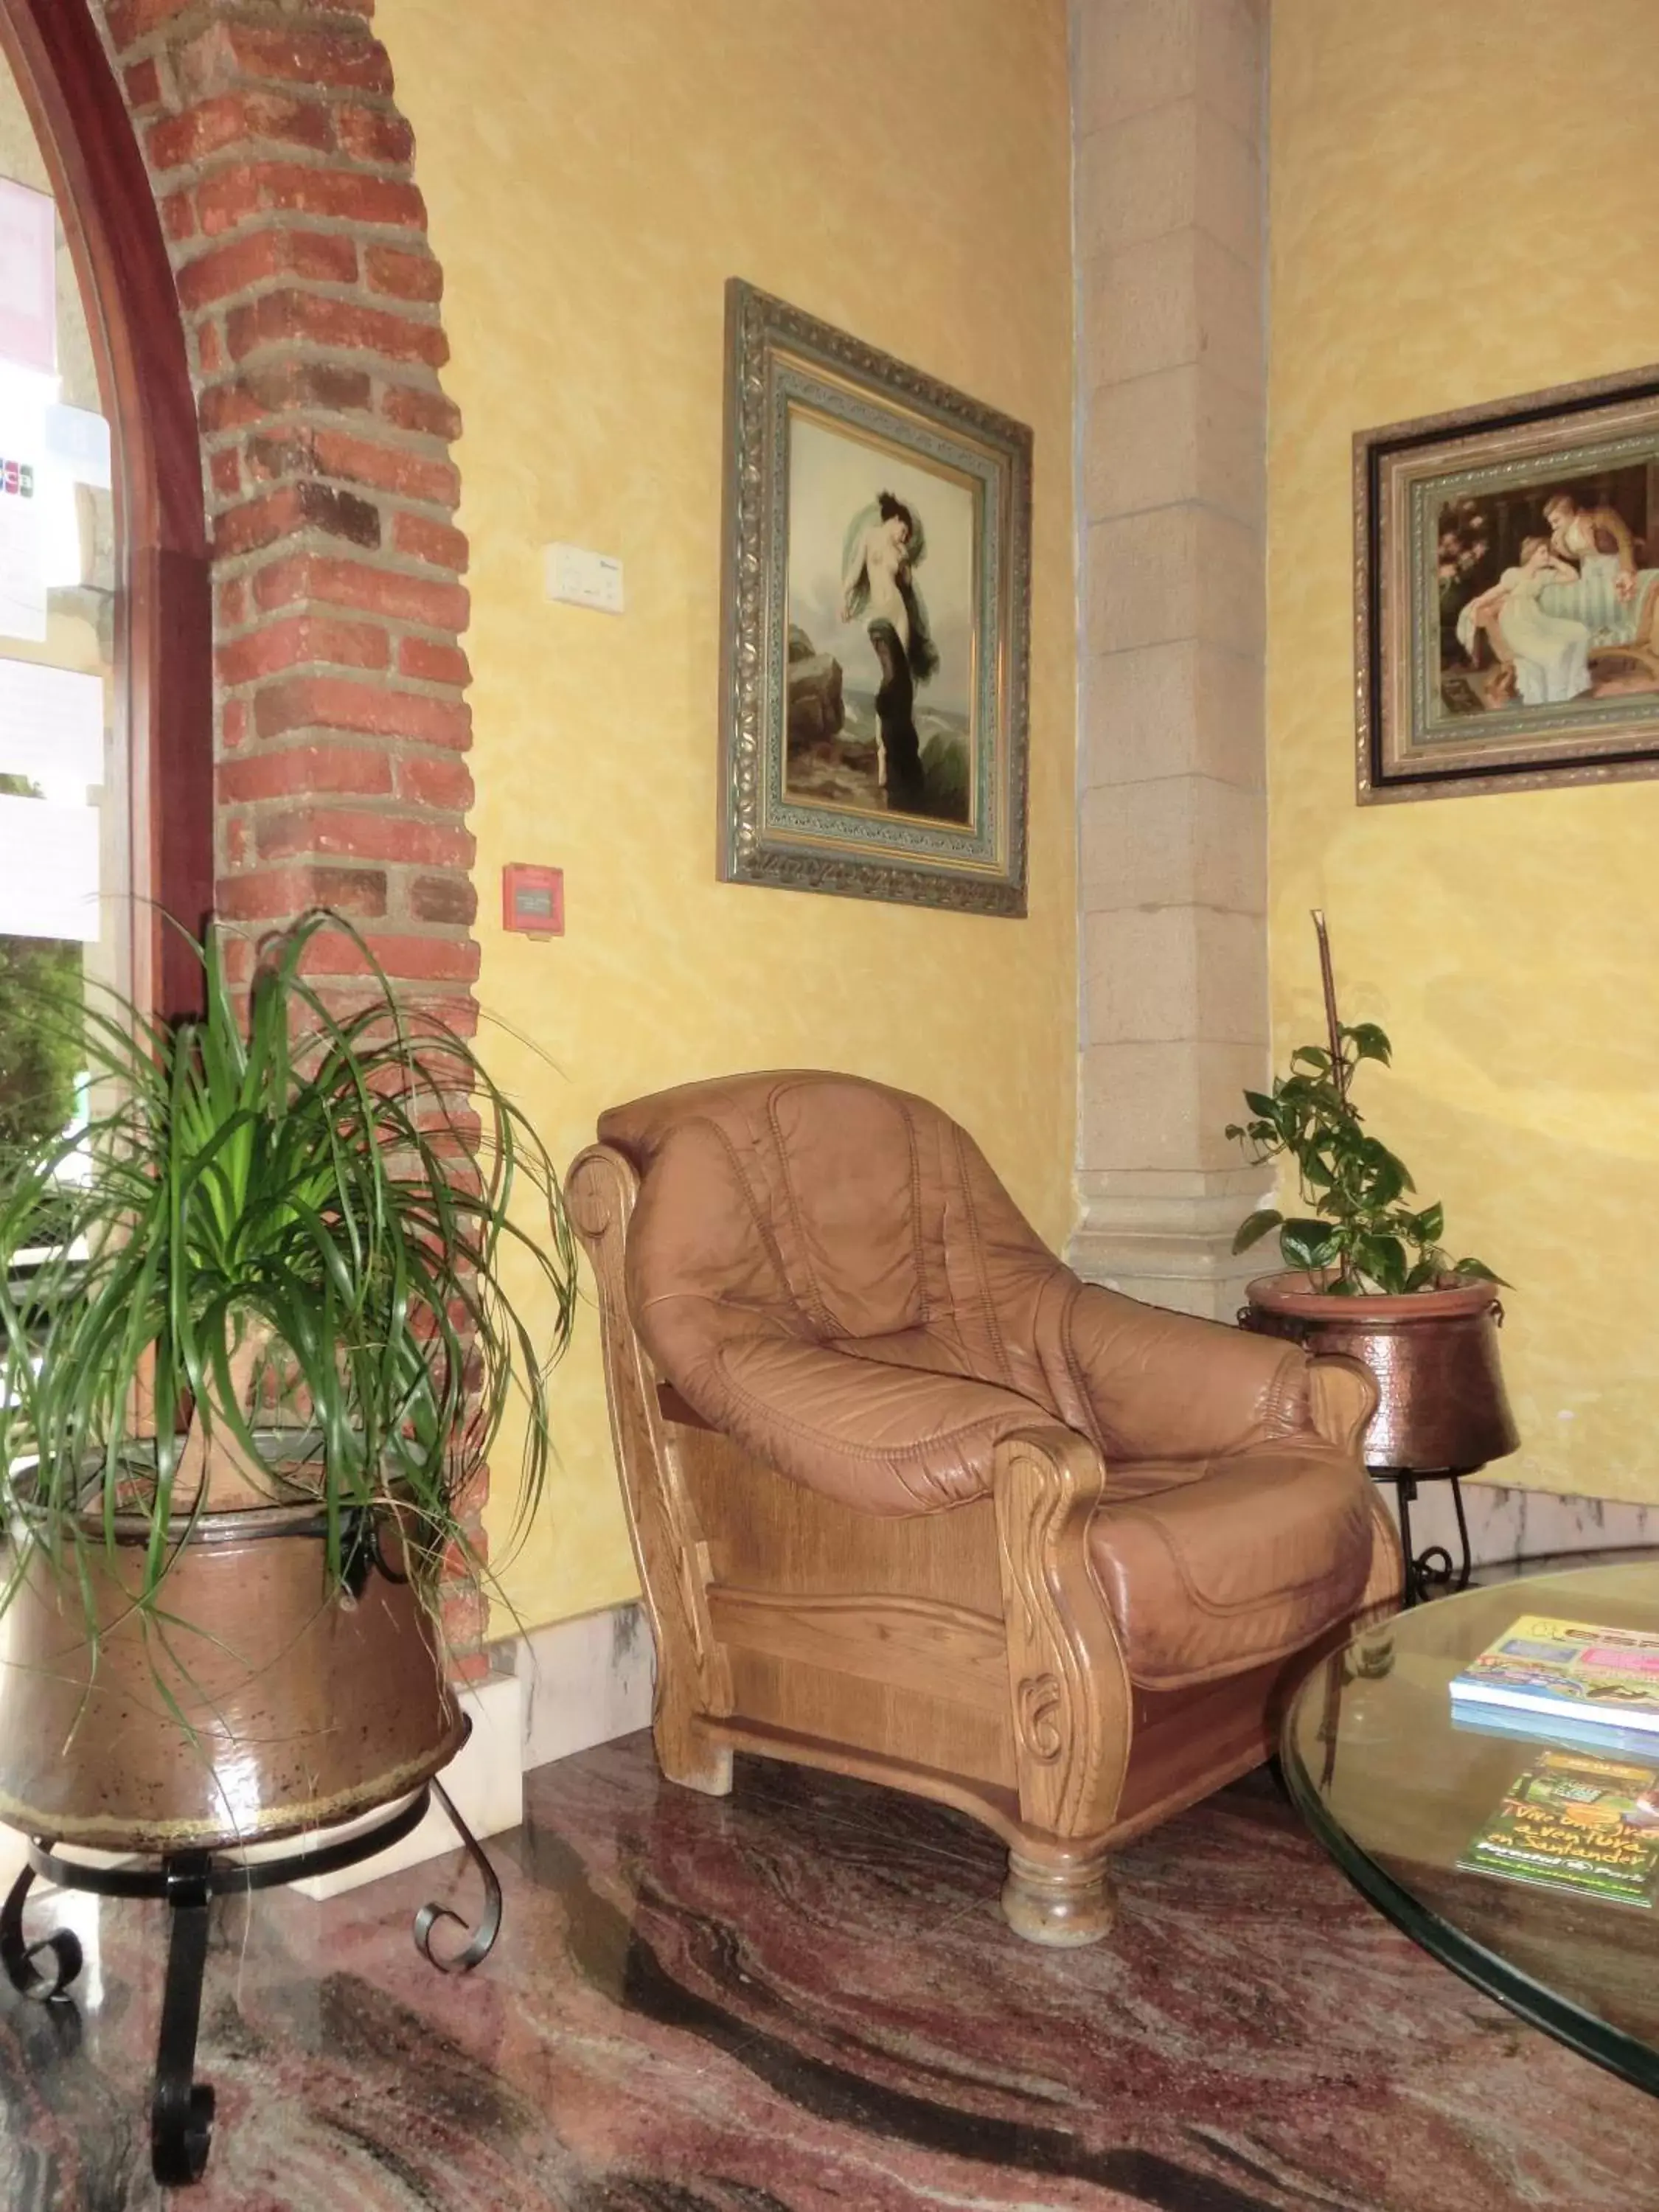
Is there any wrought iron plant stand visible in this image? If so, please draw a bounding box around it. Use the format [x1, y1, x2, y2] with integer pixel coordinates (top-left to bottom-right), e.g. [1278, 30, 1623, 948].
[0, 1495, 504, 2186]
[0, 1770, 501, 2186]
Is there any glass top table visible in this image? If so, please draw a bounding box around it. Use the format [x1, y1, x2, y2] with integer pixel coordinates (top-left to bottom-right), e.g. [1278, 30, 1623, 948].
[1282, 1562, 1659, 2096]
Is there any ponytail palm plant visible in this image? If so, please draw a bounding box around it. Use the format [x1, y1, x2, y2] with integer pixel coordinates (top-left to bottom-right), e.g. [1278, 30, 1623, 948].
[0, 911, 577, 1637]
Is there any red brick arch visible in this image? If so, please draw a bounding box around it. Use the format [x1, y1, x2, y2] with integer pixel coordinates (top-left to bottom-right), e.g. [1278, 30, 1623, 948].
[97, 0, 479, 1020]
[91, 0, 487, 1666]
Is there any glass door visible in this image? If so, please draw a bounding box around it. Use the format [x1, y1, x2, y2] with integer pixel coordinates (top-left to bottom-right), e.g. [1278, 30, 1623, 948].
[0, 46, 121, 1194]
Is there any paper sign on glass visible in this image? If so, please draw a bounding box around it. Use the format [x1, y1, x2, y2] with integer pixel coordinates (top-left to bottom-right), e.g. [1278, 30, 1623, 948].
[0, 658, 102, 788]
[0, 181, 55, 378]
[44, 404, 110, 490]
[0, 461, 46, 641]
[0, 792, 98, 941]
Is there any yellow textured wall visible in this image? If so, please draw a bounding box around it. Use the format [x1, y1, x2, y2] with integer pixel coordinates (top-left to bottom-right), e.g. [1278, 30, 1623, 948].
[377, 0, 1078, 1629]
[1268, 0, 1659, 1502]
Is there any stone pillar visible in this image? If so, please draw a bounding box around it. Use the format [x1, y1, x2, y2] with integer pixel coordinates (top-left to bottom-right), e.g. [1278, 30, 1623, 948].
[1068, 0, 1270, 1319]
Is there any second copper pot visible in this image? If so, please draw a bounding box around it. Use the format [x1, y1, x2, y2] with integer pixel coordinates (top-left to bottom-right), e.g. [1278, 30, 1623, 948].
[1242, 1270, 1519, 1472]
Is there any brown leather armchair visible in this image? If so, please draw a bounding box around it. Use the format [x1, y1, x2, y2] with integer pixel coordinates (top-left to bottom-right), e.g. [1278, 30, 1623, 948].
[568, 1071, 1401, 1944]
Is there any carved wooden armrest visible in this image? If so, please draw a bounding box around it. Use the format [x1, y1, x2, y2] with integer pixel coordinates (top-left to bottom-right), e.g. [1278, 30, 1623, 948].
[991, 1425, 1130, 1843]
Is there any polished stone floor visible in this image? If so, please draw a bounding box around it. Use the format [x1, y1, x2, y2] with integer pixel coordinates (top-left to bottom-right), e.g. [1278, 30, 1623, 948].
[0, 1733, 1651, 2211]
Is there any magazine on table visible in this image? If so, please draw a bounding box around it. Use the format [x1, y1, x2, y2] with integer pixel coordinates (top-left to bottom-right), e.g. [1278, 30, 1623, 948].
[1458, 1747, 1659, 1909]
[1449, 1615, 1659, 1736]
[1451, 1703, 1659, 1762]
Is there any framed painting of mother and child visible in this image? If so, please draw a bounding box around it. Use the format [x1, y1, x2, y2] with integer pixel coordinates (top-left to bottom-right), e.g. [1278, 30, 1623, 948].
[1357, 363, 1659, 801]
[717, 281, 1031, 913]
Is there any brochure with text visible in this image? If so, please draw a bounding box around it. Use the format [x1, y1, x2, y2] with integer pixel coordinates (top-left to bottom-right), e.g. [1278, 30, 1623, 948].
[1450, 1615, 1659, 1736]
[1458, 1747, 1659, 1908]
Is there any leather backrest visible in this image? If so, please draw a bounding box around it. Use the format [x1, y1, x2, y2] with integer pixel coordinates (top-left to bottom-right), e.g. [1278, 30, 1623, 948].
[597, 1070, 1324, 1518]
[598, 1070, 1058, 1367]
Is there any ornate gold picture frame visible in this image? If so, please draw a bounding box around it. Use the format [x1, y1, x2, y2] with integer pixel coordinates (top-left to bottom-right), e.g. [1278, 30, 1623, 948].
[717, 281, 1031, 913]
[1357, 361, 1659, 803]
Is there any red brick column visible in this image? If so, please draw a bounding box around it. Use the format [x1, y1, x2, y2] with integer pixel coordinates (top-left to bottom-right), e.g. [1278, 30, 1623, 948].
[92, 0, 490, 1673]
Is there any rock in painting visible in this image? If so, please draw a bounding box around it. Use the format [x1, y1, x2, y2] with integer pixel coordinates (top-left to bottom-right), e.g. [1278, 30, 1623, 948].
[786, 627, 844, 751]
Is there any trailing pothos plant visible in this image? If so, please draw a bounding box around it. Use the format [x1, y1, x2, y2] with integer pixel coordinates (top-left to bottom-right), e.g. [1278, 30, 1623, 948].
[1225, 913, 1500, 1298]
[0, 910, 578, 1634]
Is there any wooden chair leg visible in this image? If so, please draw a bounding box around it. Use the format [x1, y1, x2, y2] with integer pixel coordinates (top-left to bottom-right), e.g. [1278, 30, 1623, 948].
[1001, 1840, 1119, 1947]
[993, 1427, 1132, 1947]
[654, 1699, 733, 1798]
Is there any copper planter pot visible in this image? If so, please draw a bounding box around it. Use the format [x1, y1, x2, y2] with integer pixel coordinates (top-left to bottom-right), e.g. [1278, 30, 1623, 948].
[0, 1499, 463, 1853]
[1242, 1270, 1519, 1472]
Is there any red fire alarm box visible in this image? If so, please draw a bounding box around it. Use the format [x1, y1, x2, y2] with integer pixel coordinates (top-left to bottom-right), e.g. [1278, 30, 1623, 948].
[501, 863, 564, 938]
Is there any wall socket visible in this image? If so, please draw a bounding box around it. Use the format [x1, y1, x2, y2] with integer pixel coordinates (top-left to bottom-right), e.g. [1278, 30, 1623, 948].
[544, 542, 624, 615]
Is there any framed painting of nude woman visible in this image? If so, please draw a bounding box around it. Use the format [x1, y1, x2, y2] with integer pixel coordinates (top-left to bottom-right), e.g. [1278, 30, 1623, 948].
[717, 280, 1031, 912]
[1358, 361, 1659, 802]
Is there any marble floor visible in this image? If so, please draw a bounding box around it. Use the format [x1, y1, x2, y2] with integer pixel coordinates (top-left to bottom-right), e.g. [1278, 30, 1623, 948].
[0, 1733, 1651, 2212]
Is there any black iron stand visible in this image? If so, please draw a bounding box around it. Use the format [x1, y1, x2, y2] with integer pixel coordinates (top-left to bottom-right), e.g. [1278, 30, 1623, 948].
[1371, 1466, 1476, 1606]
[0, 1776, 500, 2187]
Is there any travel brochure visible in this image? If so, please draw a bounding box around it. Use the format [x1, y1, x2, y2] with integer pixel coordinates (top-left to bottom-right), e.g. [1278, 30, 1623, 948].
[1458, 1747, 1659, 1910]
[1452, 1615, 1659, 1907]
[1450, 1615, 1659, 1737]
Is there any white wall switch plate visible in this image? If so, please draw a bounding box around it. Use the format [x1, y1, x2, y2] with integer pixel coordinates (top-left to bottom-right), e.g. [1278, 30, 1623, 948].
[543, 541, 624, 615]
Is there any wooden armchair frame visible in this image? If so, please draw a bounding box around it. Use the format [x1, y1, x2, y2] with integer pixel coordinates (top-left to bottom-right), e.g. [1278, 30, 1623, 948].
[569, 1144, 1403, 1944]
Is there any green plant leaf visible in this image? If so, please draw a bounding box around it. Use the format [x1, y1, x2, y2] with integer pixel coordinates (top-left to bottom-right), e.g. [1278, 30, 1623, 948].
[1343, 1022, 1393, 1065]
[1357, 1234, 1408, 1293]
[1242, 1091, 1277, 1119]
[1280, 1218, 1339, 1271]
[1366, 1155, 1406, 1208]
[1231, 1208, 1282, 1254]
[1452, 1257, 1506, 1284]
[1410, 1200, 1444, 1245]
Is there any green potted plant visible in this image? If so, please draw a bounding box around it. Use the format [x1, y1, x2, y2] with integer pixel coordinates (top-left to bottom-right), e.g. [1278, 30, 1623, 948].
[0, 911, 577, 1854]
[1227, 914, 1517, 1482]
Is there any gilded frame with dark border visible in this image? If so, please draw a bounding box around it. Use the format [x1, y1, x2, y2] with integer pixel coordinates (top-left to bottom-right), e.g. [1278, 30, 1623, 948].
[717, 280, 1031, 914]
[1357, 361, 1659, 806]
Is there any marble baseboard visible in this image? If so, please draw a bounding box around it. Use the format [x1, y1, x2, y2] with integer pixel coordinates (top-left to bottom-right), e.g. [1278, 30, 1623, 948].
[302, 1599, 657, 1897]
[511, 1598, 655, 1773]
[6, 1606, 655, 1912]
[1374, 1473, 1658, 1568]
[0, 1672, 531, 1910]
[294, 1668, 526, 1900]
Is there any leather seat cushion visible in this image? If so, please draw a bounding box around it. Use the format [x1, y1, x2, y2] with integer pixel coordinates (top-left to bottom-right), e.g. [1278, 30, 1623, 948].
[1087, 1445, 1374, 1689]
